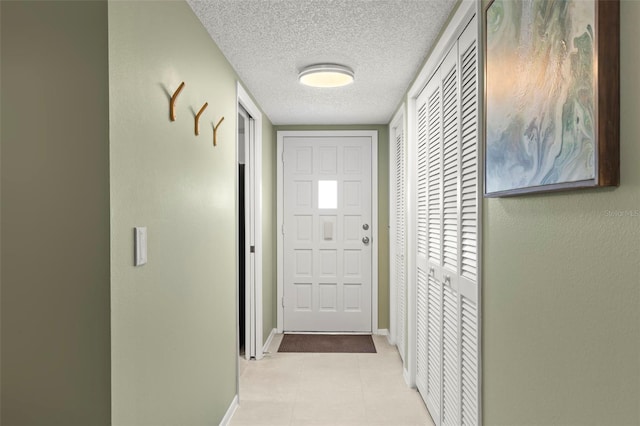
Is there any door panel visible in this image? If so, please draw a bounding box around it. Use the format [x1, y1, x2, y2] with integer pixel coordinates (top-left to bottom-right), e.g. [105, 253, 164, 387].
[460, 296, 478, 425]
[426, 274, 442, 422]
[283, 136, 373, 332]
[442, 285, 460, 426]
[416, 268, 429, 392]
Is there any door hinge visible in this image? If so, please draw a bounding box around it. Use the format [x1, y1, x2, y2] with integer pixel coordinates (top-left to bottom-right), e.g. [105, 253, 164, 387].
[250, 245, 255, 253]
[281, 151, 285, 163]
[281, 297, 284, 308]
[281, 224, 285, 235]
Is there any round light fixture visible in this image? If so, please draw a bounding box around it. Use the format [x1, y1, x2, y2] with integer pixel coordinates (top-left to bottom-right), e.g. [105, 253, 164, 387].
[298, 64, 355, 88]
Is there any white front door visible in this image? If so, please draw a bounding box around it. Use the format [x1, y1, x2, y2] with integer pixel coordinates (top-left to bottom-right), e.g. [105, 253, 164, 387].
[281, 132, 375, 332]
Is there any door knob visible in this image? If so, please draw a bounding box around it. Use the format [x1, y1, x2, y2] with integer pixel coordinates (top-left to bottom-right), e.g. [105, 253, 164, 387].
[362, 223, 369, 230]
[362, 236, 370, 244]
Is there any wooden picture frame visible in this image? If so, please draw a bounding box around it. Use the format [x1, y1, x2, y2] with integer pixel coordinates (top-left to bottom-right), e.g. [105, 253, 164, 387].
[483, 0, 619, 197]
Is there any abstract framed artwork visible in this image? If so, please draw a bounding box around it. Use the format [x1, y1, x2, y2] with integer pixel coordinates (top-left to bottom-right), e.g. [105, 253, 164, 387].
[483, 0, 619, 197]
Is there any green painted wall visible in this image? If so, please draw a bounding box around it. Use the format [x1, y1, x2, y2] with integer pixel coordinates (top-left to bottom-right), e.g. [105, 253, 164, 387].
[274, 125, 390, 330]
[109, 1, 272, 424]
[1, 1, 111, 424]
[483, 1, 640, 424]
[262, 120, 278, 341]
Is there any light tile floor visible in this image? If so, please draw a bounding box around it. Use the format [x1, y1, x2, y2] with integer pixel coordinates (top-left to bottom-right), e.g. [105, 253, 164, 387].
[231, 334, 434, 426]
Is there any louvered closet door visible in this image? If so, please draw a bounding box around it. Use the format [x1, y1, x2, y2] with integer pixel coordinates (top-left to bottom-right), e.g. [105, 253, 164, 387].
[414, 14, 479, 426]
[392, 123, 407, 362]
[457, 17, 480, 426]
[421, 46, 462, 425]
[416, 72, 443, 426]
[439, 44, 461, 426]
[425, 62, 444, 426]
[415, 78, 432, 399]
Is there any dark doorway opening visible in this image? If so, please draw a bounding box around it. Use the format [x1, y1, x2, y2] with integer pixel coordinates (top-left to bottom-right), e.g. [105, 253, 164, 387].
[238, 163, 246, 355]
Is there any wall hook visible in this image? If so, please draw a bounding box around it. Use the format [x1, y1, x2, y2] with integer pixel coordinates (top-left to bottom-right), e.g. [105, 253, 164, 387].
[213, 116, 225, 147]
[169, 82, 185, 121]
[194, 102, 208, 135]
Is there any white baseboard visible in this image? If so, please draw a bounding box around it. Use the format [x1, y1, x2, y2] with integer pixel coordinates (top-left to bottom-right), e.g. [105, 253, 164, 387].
[375, 328, 389, 336]
[262, 328, 277, 353]
[386, 333, 397, 346]
[219, 394, 238, 426]
[285, 331, 371, 335]
[403, 368, 413, 388]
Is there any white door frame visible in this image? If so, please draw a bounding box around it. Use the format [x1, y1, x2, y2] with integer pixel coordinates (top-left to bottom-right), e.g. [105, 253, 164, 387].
[236, 82, 263, 360]
[276, 130, 378, 333]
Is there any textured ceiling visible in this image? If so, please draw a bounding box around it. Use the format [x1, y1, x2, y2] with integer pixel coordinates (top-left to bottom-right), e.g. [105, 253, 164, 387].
[187, 0, 457, 125]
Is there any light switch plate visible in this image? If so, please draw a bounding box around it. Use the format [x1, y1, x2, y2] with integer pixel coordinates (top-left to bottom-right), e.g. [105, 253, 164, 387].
[135, 226, 147, 266]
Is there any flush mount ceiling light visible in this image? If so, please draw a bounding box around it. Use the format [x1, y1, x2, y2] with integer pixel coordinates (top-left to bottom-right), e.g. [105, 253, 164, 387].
[298, 64, 355, 88]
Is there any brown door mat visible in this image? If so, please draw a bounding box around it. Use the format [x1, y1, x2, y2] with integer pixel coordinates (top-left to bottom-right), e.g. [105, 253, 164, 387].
[278, 334, 376, 353]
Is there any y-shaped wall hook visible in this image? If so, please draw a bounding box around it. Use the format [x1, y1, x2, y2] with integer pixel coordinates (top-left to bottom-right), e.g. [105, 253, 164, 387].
[194, 102, 208, 135]
[169, 82, 185, 121]
[213, 116, 225, 147]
